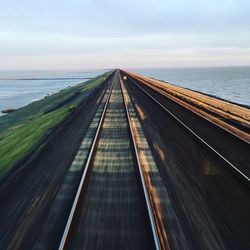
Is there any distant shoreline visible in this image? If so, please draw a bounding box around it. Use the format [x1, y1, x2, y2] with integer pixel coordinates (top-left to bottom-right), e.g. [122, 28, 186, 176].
[0, 70, 106, 116]
[0, 77, 93, 81]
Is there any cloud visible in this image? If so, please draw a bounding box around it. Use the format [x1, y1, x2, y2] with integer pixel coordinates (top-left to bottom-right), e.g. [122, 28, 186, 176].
[1, 0, 249, 36]
[0, 0, 249, 68]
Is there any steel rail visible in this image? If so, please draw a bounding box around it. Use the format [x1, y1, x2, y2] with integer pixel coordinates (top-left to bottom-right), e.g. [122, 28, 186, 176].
[125, 74, 250, 185]
[58, 72, 116, 250]
[119, 73, 161, 250]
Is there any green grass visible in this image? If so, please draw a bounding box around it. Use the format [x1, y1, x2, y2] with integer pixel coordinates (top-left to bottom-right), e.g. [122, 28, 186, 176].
[0, 71, 111, 134]
[0, 71, 112, 176]
[0, 108, 67, 175]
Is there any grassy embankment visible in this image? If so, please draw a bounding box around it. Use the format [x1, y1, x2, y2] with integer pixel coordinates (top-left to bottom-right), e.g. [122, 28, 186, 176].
[0, 71, 111, 176]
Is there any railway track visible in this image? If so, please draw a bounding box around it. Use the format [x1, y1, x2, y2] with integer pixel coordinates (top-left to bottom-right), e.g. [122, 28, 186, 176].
[1, 69, 249, 249]
[58, 70, 160, 250]
[121, 71, 250, 185]
[121, 70, 250, 249]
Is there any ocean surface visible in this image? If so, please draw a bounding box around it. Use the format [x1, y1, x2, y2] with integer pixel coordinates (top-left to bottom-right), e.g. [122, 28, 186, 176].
[130, 66, 250, 107]
[0, 67, 249, 116]
[0, 69, 107, 116]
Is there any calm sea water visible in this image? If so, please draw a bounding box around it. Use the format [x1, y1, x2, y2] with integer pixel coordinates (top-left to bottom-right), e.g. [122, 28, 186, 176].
[0, 67, 249, 116]
[0, 70, 106, 116]
[130, 66, 250, 107]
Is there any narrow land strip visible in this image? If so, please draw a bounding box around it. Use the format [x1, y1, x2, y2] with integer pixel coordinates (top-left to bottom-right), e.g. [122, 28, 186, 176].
[126, 71, 250, 142]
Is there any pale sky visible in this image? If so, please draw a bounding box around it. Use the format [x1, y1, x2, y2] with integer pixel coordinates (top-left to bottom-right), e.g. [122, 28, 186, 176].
[0, 0, 249, 69]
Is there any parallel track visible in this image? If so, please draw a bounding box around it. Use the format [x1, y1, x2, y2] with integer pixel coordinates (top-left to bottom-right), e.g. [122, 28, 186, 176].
[122, 71, 250, 185]
[58, 71, 160, 250]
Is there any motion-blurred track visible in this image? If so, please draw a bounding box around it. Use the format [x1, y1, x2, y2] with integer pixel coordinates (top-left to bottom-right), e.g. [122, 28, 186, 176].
[59, 71, 159, 250]
[122, 71, 250, 181]
[0, 69, 249, 250]
[121, 70, 250, 249]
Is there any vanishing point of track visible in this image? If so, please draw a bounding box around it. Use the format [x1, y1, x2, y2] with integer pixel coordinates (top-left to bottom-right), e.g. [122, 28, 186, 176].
[58, 70, 160, 250]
